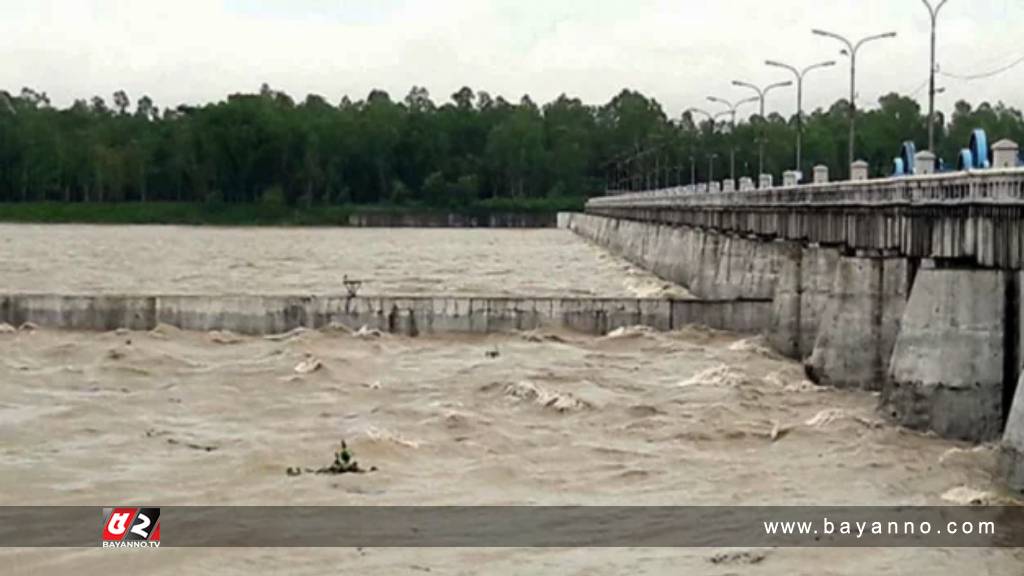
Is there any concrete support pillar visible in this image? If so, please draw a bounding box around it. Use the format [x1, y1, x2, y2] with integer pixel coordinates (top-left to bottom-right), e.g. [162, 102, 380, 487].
[1002, 380, 1024, 492]
[739, 177, 755, 191]
[769, 245, 841, 360]
[722, 179, 735, 193]
[993, 139, 1020, 169]
[759, 174, 773, 189]
[805, 256, 911, 390]
[813, 165, 829, 184]
[883, 268, 1009, 442]
[915, 151, 937, 175]
[850, 160, 869, 181]
[783, 171, 799, 187]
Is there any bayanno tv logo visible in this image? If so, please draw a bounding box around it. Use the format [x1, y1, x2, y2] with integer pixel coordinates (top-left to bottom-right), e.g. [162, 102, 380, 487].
[102, 508, 161, 548]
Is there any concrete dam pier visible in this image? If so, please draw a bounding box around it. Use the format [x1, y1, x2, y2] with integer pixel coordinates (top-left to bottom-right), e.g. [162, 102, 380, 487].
[565, 155, 1024, 492]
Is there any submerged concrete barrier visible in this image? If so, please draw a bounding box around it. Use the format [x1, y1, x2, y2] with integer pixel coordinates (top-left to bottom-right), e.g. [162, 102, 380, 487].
[0, 293, 771, 337]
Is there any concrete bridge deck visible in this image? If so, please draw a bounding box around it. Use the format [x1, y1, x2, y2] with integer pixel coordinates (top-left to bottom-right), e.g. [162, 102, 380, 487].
[589, 168, 1024, 269]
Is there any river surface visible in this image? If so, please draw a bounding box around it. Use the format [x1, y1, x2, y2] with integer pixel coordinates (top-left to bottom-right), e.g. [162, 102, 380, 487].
[1, 326, 1019, 574]
[0, 224, 688, 298]
[0, 225, 1020, 574]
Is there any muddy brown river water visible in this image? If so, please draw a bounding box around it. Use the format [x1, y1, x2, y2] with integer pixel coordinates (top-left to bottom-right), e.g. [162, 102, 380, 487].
[0, 224, 687, 298]
[0, 226, 1021, 574]
[1, 326, 1020, 574]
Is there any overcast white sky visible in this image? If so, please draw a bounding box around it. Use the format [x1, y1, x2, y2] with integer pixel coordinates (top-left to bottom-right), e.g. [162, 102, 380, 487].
[1, 0, 1021, 118]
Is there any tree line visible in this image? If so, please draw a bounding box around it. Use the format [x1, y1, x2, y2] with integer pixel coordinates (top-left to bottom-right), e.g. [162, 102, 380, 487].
[0, 84, 1022, 208]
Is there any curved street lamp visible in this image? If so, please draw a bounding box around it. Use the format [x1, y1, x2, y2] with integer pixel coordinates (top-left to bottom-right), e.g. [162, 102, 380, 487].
[765, 59, 836, 176]
[684, 107, 716, 126]
[731, 80, 793, 175]
[812, 28, 897, 170]
[922, 0, 950, 153]
[706, 96, 758, 180]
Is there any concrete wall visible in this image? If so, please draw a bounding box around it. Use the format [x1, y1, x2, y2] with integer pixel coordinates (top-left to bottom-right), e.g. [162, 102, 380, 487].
[346, 212, 555, 228]
[0, 293, 772, 337]
[805, 257, 911, 390]
[883, 268, 1009, 442]
[566, 212, 789, 300]
[1003, 382, 1024, 491]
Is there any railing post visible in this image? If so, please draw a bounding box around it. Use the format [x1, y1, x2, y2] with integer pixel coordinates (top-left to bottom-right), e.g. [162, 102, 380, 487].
[813, 165, 829, 184]
[915, 151, 937, 175]
[850, 160, 869, 181]
[993, 139, 1020, 169]
[759, 174, 773, 189]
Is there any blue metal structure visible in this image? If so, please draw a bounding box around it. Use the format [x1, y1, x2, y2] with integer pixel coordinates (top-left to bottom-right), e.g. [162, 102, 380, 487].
[900, 141, 917, 175]
[892, 158, 906, 176]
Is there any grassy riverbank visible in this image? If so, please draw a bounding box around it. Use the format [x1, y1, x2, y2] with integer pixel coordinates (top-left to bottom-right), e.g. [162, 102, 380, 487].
[0, 197, 584, 226]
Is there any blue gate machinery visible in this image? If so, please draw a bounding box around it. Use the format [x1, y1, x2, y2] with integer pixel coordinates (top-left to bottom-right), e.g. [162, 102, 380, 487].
[893, 128, 1020, 176]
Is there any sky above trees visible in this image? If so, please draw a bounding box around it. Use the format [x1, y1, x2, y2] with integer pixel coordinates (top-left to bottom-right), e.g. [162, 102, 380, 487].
[1, 0, 1021, 117]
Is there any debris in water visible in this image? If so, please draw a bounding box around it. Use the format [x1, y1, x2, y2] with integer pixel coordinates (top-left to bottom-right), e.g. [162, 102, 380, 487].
[485, 346, 500, 359]
[769, 422, 793, 442]
[0, 323, 16, 334]
[287, 440, 377, 477]
[19, 322, 38, 332]
[294, 354, 323, 374]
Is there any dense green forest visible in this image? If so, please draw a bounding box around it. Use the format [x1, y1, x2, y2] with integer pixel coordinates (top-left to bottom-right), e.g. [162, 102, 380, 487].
[0, 84, 1022, 212]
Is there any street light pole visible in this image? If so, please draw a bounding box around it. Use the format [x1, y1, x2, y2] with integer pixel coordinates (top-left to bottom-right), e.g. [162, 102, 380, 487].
[765, 59, 836, 177]
[707, 153, 718, 184]
[812, 28, 897, 172]
[922, 0, 949, 153]
[706, 96, 757, 181]
[730, 80, 794, 176]
[689, 156, 696, 186]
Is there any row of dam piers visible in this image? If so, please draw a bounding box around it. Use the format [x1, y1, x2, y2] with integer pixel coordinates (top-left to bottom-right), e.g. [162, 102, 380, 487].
[562, 211, 1024, 492]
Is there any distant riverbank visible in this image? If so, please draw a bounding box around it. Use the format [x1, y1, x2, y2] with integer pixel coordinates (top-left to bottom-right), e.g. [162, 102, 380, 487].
[0, 198, 584, 227]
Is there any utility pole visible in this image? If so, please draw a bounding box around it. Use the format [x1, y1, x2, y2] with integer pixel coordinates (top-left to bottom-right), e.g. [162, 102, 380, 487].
[812, 28, 897, 171]
[730, 80, 793, 176]
[765, 59, 836, 177]
[706, 97, 757, 181]
[922, 0, 949, 153]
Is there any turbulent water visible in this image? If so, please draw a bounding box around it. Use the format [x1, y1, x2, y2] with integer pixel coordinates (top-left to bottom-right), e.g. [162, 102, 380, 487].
[1, 325, 1020, 574]
[0, 225, 1020, 573]
[0, 224, 689, 298]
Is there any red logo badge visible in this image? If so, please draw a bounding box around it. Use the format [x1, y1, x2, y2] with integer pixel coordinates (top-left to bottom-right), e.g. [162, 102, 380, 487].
[102, 508, 161, 548]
